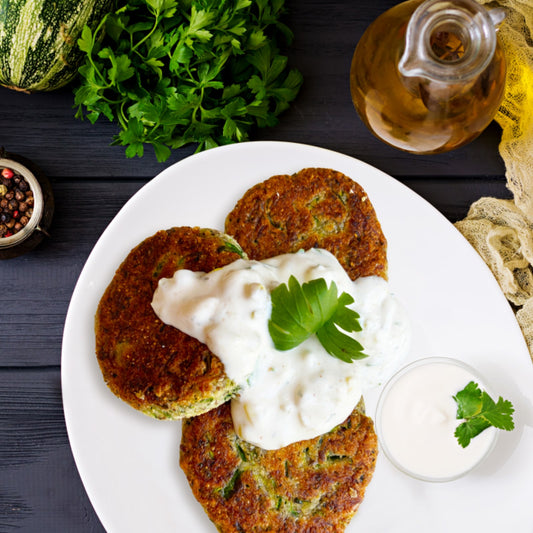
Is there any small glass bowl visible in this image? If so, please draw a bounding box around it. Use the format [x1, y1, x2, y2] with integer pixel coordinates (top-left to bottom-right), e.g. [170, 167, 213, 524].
[375, 357, 498, 482]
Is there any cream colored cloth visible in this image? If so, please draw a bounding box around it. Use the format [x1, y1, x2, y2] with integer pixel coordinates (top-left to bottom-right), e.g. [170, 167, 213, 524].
[455, 0, 533, 358]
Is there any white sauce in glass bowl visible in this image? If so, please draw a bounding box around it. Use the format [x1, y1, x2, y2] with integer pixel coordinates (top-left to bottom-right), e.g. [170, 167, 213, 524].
[152, 248, 410, 449]
[376, 357, 497, 481]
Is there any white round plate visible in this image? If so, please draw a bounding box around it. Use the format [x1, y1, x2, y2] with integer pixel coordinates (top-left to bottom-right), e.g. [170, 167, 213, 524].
[62, 141, 533, 533]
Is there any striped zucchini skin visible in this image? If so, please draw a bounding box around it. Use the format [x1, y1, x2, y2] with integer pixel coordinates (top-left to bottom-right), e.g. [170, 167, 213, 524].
[0, 0, 112, 92]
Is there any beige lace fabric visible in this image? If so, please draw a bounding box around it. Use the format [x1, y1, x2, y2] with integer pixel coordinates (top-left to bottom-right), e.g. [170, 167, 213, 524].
[454, 0, 533, 359]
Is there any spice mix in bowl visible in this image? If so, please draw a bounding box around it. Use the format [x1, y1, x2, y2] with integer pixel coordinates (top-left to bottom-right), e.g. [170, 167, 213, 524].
[0, 153, 53, 259]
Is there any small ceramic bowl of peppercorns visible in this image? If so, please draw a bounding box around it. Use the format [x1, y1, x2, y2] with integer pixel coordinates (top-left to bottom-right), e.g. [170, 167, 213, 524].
[0, 153, 53, 259]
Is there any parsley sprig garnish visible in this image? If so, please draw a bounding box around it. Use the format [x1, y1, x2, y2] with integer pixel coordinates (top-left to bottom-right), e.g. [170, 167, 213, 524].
[453, 381, 515, 448]
[74, 0, 303, 162]
[268, 276, 367, 363]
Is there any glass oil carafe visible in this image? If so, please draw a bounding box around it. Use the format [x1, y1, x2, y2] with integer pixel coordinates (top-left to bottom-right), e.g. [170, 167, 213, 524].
[350, 0, 507, 154]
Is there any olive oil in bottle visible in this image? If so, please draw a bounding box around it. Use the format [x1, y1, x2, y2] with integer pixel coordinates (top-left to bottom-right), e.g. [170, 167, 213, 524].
[350, 0, 506, 154]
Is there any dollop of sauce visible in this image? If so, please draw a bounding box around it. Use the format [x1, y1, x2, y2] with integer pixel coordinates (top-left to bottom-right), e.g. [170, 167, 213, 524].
[152, 248, 410, 449]
[377, 359, 497, 480]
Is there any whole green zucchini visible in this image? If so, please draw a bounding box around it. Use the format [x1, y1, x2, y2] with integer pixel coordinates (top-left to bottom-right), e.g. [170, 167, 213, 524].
[0, 0, 113, 92]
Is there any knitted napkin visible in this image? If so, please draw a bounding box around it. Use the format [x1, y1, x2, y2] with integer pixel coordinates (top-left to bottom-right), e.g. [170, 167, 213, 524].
[455, 0, 533, 359]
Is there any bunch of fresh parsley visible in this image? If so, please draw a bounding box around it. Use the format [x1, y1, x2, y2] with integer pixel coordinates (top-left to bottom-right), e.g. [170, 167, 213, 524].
[73, 0, 303, 162]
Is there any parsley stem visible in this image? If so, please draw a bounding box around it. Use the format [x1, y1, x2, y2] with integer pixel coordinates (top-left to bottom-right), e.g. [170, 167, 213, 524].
[118, 101, 129, 131]
[193, 86, 206, 123]
[130, 9, 161, 54]
[88, 15, 111, 88]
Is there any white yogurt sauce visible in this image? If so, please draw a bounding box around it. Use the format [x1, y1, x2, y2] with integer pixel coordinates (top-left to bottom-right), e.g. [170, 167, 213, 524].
[152, 248, 410, 449]
[377, 358, 497, 481]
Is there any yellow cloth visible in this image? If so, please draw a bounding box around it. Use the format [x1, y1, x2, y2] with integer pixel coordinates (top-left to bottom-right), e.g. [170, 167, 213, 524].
[455, 0, 533, 358]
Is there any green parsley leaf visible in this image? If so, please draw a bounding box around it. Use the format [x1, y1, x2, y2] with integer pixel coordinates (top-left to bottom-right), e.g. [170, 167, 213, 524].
[78, 25, 94, 54]
[455, 417, 492, 449]
[268, 276, 367, 363]
[453, 381, 515, 448]
[73, 0, 302, 162]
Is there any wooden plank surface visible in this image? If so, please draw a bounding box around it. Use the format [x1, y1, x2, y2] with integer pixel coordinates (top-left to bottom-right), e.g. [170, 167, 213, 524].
[0, 177, 511, 531]
[0, 177, 511, 367]
[0, 368, 104, 532]
[0, 0, 505, 179]
[0, 0, 514, 530]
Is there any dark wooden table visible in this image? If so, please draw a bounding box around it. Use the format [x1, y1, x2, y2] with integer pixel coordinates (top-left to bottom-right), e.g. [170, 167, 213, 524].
[0, 0, 513, 531]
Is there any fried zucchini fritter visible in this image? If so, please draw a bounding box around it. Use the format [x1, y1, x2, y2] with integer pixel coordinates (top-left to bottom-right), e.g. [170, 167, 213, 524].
[225, 167, 387, 281]
[95, 227, 245, 419]
[180, 402, 377, 533]
[179, 168, 385, 530]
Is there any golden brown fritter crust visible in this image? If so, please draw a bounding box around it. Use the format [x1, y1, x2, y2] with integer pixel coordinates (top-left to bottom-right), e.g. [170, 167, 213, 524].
[180, 402, 378, 533]
[179, 168, 384, 530]
[225, 167, 387, 281]
[95, 227, 245, 419]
